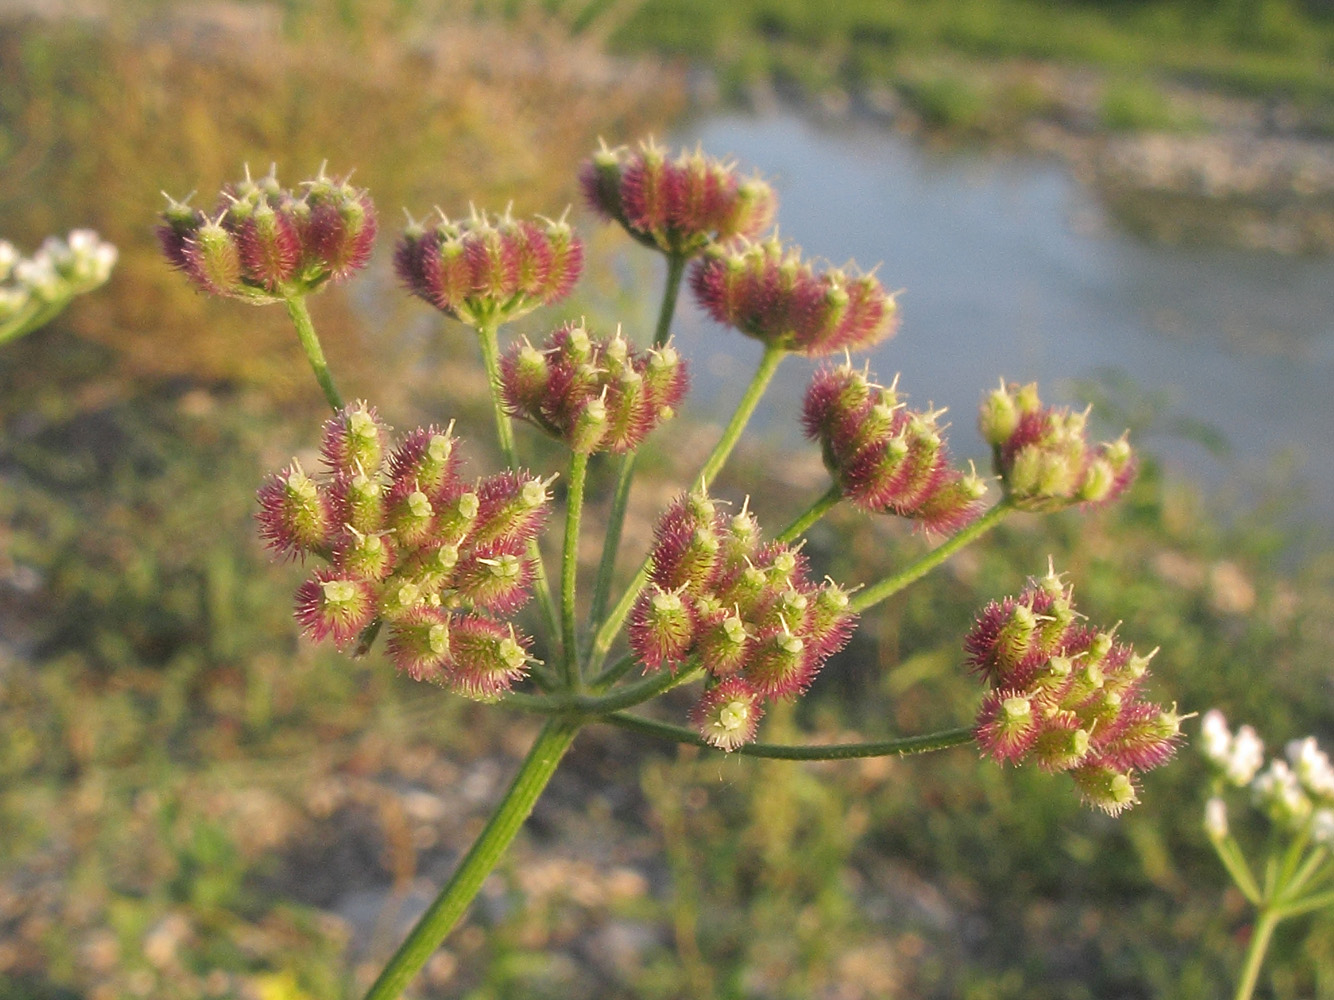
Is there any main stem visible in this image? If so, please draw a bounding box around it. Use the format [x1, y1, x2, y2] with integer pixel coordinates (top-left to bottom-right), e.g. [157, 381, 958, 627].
[362, 719, 580, 1000]
[588, 344, 788, 669]
[1233, 908, 1279, 1000]
[588, 252, 688, 629]
[285, 295, 344, 411]
[562, 451, 589, 688]
[850, 501, 1012, 614]
[475, 320, 560, 644]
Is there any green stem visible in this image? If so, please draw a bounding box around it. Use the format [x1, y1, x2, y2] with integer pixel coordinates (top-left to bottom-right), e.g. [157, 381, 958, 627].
[850, 501, 1012, 614]
[777, 484, 843, 545]
[654, 254, 687, 349]
[588, 345, 788, 670]
[697, 342, 787, 486]
[562, 451, 589, 688]
[499, 663, 701, 718]
[1212, 835, 1264, 907]
[285, 295, 343, 410]
[1273, 886, 1334, 920]
[474, 320, 518, 463]
[590, 651, 638, 692]
[587, 252, 687, 635]
[604, 713, 976, 760]
[474, 320, 560, 645]
[361, 719, 580, 1000]
[1233, 908, 1280, 1000]
[588, 453, 637, 631]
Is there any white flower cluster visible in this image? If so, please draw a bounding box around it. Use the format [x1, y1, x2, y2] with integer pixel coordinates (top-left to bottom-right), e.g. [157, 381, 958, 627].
[0, 230, 117, 337]
[1201, 710, 1334, 842]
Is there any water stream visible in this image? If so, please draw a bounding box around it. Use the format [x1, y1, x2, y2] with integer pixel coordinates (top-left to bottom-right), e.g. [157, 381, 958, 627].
[666, 113, 1334, 522]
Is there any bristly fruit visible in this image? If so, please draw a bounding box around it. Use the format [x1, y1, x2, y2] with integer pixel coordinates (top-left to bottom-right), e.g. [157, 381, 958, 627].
[158, 164, 375, 303]
[581, 139, 777, 258]
[499, 323, 688, 454]
[803, 361, 988, 531]
[690, 236, 897, 356]
[257, 404, 551, 699]
[628, 489, 858, 749]
[394, 207, 583, 328]
[965, 566, 1179, 814]
[980, 380, 1135, 512]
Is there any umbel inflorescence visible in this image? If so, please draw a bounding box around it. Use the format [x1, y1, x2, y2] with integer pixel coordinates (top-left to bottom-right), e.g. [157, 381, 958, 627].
[161, 137, 1175, 1000]
[0, 229, 117, 344]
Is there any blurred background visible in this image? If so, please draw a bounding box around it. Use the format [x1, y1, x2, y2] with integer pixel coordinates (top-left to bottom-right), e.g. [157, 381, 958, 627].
[2, 1, 1333, 997]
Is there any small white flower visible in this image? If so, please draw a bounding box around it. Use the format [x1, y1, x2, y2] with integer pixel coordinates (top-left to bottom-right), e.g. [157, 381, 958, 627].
[1227, 725, 1265, 786]
[1204, 796, 1229, 840]
[1253, 759, 1312, 828]
[0, 286, 30, 320]
[1286, 737, 1334, 802]
[16, 254, 60, 300]
[1200, 709, 1232, 764]
[1312, 808, 1334, 844]
[0, 240, 16, 282]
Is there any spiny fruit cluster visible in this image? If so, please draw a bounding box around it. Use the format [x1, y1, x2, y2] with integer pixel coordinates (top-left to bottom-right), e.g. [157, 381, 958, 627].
[966, 568, 1181, 814]
[981, 380, 1135, 512]
[256, 403, 551, 699]
[629, 492, 857, 751]
[157, 166, 375, 302]
[581, 139, 777, 258]
[690, 236, 897, 356]
[803, 361, 987, 532]
[394, 208, 583, 327]
[500, 322, 688, 455]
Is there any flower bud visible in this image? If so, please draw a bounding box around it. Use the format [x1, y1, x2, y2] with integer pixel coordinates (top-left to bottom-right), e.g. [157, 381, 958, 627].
[386, 605, 453, 683]
[447, 617, 530, 700]
[628, 585, 697, 671]
[1203, 796, 1230, 840]
[1071, 764, 1139, 816]
[256, 461, 333, 557]
[388, 425, 459, 497]
[294, 570, 376, 648]
[976, 691, 1039, 764]
[473, 471, 551, 544]
[696, 608, 750, 677]
[452, 541, 533, 614]
[690, 677, 764, 751]
[744, 626, 813, 699]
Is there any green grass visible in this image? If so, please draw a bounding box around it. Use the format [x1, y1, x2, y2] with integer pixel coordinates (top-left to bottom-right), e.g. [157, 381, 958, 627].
[603, 0, 1334, 102]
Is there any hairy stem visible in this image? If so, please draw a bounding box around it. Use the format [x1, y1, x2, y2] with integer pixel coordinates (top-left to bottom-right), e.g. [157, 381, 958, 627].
[776, 484, 843, 545]
[604, 713, 976, 759]
[361, 719, 580, 1000]
[285, 295, 343, 410]
[474, 320, 560, 645]
[588, 344, 788, 670]
[587, 253, 688, 631]
[562, 451, 589, 688]
[850, 501, 1012, 614]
